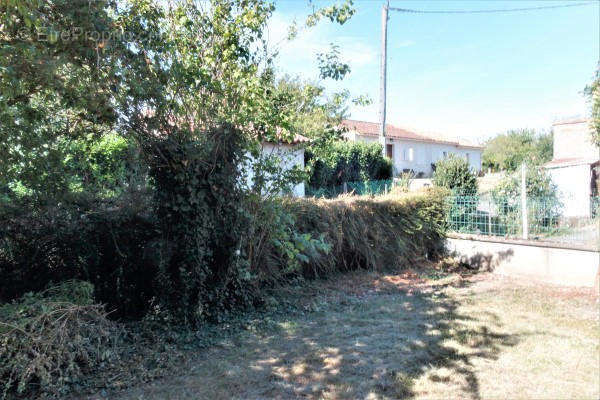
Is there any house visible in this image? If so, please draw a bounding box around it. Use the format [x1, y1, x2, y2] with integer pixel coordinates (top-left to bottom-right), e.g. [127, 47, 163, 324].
[341, 119, 483, 177]
[244, 134, 309, 197]
[544, 117, 600, 217]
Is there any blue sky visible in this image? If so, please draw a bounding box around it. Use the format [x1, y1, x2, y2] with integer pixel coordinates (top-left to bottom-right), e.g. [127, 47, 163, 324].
[267, 0, 599, 142]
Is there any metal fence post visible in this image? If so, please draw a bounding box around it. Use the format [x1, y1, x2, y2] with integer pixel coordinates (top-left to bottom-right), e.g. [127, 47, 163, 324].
[343, 182, 347, 194]
[487, 201, 492, 235]
[521, 163, 528, 240]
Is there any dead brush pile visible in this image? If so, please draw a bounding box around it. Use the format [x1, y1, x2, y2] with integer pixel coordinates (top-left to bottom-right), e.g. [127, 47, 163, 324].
[0, 281, 125, 399]
[0, 279, 196, 399]
[284, 187, 449, 277]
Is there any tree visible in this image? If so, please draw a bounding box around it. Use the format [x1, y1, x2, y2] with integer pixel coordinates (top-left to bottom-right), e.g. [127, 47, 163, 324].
[0, 0, 123, 199]
[492, 167, 562, 234]
[584, 67, 600, 147]
[2, 0, 359, 323]
[482, 129, 553, 172]
[1, 0, 358, 201]
[432, 155, 478, 195]
[271, 76, 349, 139]
[493, 166, 559, 199]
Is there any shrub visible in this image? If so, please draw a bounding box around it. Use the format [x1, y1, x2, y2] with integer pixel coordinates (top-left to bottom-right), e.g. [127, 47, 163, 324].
[147, 126, 258, 323]
[307, 141, 392, 189]
[0, 197, 159, 319]
[492, 167, 562, 232]
[0, 281, 124, 399]
[62, 133, 135, 198]
[244, 195, 331, 284]
[1, 182, 449, 327]
[493, 166, 560, 199]
[432, 155, 478, 195]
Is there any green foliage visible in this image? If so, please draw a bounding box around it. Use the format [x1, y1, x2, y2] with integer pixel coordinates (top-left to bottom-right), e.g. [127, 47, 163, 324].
[317, 44, 350, 81]
[147, 126, 257, 323]
[244, 196, 331, 282]
[0, 0, 122, 198]
[270, 76, 358, 144]
[493, 166, 560, 199]
[305, 0, 355, 26]
[62, 133, 136, 197]
[492, 167, 563, 232]
[584, 67, 600, 147]
[246, 146, 308, 197]
[432, 155, 478, 195]
[482, 129, 553, 172]
[307, 141, 393, 189]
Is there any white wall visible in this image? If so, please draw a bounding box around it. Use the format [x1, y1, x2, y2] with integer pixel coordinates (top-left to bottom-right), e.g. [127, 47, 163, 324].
[448, 235, 599, 287]
[547, 164, 592, 217]
[243, 143, 305, 197]
[553, 120, 600, 160]
[348, 134, 482, 177]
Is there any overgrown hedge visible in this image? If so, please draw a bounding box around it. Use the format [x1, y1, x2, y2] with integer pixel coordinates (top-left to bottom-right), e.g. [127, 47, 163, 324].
[307, 141, 393, 189]
[0, 189, 448, 319]
[0, 188, 448, 398]
[0, 198, 159, 320]
[286, 187, 449, 277]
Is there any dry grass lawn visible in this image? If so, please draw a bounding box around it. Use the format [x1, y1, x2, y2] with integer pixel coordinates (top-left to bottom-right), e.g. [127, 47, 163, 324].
[90, 272, 599, 400]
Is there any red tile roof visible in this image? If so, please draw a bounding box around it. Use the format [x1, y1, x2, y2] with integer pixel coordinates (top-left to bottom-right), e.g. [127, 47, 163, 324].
[286, 134, 311, 144]
[341, 119, 482, 148]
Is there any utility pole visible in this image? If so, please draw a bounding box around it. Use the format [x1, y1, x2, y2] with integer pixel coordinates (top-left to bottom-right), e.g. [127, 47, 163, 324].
[379, 0, 389, 157]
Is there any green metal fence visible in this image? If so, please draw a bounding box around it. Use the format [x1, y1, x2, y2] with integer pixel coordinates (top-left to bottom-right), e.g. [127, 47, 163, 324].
[306, 179, 397, 198]
[447, 195, 600, 248]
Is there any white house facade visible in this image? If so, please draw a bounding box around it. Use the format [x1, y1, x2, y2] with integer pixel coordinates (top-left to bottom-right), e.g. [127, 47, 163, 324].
[341, 120, 483, 177]
[544, 118, 600, 217]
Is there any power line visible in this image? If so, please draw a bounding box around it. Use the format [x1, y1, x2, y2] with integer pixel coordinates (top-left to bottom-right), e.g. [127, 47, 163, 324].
[390, 1, 595, 15]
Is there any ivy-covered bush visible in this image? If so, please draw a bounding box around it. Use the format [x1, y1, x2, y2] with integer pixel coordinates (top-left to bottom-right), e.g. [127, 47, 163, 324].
[146, 125, 258, 323]
[432, 155, 478, 195]
[307, 141, 392, 189]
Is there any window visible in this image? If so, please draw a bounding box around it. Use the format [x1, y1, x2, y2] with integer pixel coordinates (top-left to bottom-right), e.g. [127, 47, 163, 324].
[466, 153, 470, 163]
[442, 151, 448, 158]
[386, 144, 393, 159]
[408, 148, 414, 162]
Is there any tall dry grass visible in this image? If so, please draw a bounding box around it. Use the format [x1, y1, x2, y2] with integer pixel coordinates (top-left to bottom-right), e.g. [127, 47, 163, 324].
[284, 187, 449, 278]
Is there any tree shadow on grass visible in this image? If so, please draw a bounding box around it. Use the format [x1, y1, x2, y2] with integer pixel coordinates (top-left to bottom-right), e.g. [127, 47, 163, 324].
[113, 278, 524, 400]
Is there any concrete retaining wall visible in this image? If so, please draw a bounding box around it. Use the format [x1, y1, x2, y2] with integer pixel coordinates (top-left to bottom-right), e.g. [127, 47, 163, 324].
[447, 234, 600, 288]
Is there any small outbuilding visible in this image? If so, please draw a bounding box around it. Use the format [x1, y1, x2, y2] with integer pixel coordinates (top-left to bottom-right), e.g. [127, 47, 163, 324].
[244, 134, 310, 197]
[544, 117, 600, 217]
